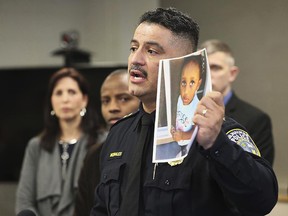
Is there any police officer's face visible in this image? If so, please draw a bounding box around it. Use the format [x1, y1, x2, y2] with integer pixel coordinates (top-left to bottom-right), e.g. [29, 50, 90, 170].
[128, 22, 193, 110]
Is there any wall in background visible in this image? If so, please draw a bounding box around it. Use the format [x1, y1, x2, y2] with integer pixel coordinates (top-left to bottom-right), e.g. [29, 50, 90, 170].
[0, 0, 158, 180]
[160, 0, 288, 193]
[0, 0, 287, 195]
[0, 0, 158, 68]
[1, 1, 286, 214]
[0, 66, 127, 181]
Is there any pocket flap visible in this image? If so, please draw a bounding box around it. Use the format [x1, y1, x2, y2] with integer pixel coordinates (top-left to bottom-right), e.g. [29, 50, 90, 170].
[101, 162, 125, 184]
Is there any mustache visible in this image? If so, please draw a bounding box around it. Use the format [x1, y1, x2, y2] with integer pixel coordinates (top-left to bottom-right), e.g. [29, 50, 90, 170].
[129, 64, 148, 78]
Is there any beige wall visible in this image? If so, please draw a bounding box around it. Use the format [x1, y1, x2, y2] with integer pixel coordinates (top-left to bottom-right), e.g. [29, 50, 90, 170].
[268, 201, 288, 216]
[1, 0, 287, 213]
[0, 0, 159, 68]
[161, 0, 288, 194]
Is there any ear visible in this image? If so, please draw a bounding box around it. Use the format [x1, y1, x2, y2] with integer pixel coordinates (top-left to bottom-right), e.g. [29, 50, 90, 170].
[229, 66, 239, 83]
[82, 94, 88, 107]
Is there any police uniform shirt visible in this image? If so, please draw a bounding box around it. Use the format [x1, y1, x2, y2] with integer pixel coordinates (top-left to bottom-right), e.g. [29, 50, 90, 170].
[91, 105, 278, 216]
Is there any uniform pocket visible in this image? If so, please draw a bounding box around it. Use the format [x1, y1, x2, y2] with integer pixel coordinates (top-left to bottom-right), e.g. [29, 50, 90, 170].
[146, 165, 192, 191]
[144, 165, 194, 215]
[100, 162, 125, 216]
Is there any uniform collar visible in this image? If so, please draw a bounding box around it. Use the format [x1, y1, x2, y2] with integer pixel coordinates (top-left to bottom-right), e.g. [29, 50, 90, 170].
[133, 103, 156, 131]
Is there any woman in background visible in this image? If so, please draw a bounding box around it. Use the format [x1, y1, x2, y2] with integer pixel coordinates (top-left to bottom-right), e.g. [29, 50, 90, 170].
[16, 68, 104, 216]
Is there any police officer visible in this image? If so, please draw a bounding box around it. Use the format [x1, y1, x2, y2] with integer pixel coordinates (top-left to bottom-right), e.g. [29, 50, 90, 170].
[90, 7, 278, 216]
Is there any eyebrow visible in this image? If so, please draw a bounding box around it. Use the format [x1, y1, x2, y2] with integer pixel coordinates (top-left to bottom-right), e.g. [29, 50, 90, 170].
[130, 39, 165, 53]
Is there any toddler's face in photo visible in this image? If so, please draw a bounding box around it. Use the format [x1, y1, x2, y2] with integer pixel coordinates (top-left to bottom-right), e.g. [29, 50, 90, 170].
[180, 61, 202, 105]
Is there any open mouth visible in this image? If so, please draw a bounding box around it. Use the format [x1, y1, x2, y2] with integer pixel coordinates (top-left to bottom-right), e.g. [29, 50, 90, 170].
[182, 97, 191, 104]
[130, 71, 146, 80]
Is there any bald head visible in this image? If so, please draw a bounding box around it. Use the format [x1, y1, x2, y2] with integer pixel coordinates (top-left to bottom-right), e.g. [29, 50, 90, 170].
[101, 69, 140, 127]
[102, 69, 127, 84]
[199, 39, 239, 96]
[200, 39, 235, 66]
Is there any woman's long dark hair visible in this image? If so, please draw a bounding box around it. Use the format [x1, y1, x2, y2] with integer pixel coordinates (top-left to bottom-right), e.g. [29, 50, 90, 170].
[40, 67, 100, 152]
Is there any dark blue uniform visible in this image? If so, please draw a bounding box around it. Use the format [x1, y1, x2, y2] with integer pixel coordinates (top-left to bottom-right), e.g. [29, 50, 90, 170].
[91, 106, 278, 216]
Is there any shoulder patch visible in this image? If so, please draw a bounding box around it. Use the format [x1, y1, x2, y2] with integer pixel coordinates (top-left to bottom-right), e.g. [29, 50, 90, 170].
[226, 128, 261, 156]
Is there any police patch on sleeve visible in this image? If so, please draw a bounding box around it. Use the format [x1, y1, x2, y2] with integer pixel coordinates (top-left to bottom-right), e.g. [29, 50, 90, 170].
[226, 128, 261, 156]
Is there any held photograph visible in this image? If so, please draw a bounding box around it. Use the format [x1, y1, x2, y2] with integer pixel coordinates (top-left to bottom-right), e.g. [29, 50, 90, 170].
[153, 49, 212, 163]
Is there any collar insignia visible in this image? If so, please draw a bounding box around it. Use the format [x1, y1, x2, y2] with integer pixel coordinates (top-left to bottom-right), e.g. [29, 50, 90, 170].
[168, 158, 184, 166]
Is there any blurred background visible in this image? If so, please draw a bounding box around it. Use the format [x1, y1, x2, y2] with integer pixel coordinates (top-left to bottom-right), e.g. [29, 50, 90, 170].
[0, 0, 287, 215]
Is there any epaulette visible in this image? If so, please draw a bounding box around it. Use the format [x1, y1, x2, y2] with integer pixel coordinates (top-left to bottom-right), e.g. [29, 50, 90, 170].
[110, 109, 140, 128]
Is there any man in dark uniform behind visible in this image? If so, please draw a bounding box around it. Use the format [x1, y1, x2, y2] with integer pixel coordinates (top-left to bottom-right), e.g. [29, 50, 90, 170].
[200, 39, 275, 165]
[74, 69, 140, 216]
[90, 7, 278, 216]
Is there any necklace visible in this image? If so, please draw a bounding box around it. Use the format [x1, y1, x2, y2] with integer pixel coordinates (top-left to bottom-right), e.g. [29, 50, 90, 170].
[59, 139, 78, 180]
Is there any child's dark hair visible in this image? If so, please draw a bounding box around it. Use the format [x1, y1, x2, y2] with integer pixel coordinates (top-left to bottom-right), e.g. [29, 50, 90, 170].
[181, 55, 203, 79]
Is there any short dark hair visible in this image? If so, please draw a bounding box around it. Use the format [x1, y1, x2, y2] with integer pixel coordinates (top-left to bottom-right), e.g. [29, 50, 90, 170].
[139, 7, 200, 51]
